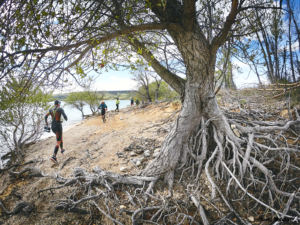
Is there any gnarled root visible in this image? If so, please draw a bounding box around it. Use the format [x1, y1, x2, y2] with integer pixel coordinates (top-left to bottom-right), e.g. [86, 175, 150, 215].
[0, 199, 34, 215]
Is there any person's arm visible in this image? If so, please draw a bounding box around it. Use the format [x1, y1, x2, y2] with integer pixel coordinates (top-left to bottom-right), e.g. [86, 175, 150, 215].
[45, 111, 50, 125]
[61, 109, 68, 121]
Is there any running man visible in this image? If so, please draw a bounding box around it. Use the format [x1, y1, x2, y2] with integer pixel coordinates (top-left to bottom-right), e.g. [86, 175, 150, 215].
[135, 98, 140, 106]
[45, 100, 68, 163]
[116, 98, 120, 112]
[99, 101, 107, 123]
[130, 97, 134, 106]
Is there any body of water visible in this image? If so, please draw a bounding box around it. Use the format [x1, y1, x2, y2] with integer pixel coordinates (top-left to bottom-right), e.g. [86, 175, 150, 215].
[42, 100, 131, 139]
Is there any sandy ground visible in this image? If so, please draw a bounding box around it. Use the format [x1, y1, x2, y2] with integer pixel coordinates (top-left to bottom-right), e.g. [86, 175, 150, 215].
[34, 102, 177, 174]
[0, 102, 180, 224]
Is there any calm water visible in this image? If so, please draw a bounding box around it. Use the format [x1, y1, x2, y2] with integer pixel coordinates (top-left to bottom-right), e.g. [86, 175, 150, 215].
[42, 100, 130, 139]
[0, 100, 131, 168]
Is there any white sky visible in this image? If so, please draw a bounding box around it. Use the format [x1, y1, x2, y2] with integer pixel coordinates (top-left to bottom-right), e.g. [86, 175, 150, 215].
[233, 61, 269, 88]
[93, 70, 136, 91]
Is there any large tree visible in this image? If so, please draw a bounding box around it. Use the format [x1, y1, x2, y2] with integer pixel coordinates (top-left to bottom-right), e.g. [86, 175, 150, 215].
[2, 0, 300, 223]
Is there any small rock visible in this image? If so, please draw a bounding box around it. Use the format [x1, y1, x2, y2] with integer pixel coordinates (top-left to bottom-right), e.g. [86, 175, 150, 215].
[120, 167, 127, 172]
[233, 128, 241, 137]
[130, 152, 137, 157]
[144, 150, 151, 157]
[154, 149, 160, 153]
[221, 207, 227, 212]
[120, 117, 123, 120]
[248, 216, 254, 222]
[138, 157, 146, 162]
[231, 125, 240, 137]
[153, 152, 160, 157]
[120, 205, 126, 209]
[135, 149, 144, 154]
[124, 147, 132, 151]
[136, 161, 141, 166]
[132, 158, 138, 163]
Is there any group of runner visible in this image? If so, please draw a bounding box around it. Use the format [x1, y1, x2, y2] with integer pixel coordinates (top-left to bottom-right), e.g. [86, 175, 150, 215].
[45, 97, 140, 163]
[131, 97, 140, 106]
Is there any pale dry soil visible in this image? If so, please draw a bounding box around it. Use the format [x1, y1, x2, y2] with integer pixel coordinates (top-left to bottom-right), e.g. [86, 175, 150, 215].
[0, 103, 180, 225]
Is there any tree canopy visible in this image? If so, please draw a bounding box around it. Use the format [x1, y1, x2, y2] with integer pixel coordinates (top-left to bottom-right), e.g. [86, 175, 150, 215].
[1, 0, 285, 92]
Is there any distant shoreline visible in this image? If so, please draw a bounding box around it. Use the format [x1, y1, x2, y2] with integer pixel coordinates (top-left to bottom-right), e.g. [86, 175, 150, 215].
[53, 90, 133, 101]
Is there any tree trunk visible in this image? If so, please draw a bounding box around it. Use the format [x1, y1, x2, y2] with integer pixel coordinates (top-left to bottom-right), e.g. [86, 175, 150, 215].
[142, 30, 236, 179]
[155, 80, 161, 102]
[228, 64, 236, 90]
[145, 86, 152, 102]
[288, 3, 296, 82]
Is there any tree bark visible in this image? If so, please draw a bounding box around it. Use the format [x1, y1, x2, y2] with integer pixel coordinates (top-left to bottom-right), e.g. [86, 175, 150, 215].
[155, 80, 161, 102]
[142, 29, 235, 178]
[287, 0, 296, 82]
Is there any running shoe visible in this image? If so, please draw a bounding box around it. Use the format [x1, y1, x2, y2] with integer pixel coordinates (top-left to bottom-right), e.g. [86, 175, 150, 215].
[51, 156, 58, 163]
[61, 149, 65, 154]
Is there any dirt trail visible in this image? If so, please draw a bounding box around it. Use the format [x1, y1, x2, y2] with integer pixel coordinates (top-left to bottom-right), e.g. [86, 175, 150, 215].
[0, 102, 179, 224]
[30, 102, 177, 174]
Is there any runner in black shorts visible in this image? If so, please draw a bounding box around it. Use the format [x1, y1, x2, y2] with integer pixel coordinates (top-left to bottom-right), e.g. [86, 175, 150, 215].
[45, 100, 68, 163]
[98, 101, 107, 123]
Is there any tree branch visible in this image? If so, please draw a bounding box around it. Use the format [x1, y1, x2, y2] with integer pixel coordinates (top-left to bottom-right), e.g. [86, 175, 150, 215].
[183, 0, 196, 31]
[211, 0, 239, 53]
[1, 22, 181, 60]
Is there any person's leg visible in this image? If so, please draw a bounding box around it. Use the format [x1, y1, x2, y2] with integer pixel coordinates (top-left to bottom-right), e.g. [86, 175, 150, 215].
[51, 138, 60, 163]
[54, 140, 61, 156]
[51, 124, 62, 163]
[101, 109, 105, 122]
[60, 136, 65, 154]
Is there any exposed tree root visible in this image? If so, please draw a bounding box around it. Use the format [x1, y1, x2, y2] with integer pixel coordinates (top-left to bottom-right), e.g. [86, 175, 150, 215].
[0, 199, 34, 215]
[9, 166, 50, 178]
[3, 98, 300, 224]
[60, 157, 76, 170]
[0, 159, 41, 174]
